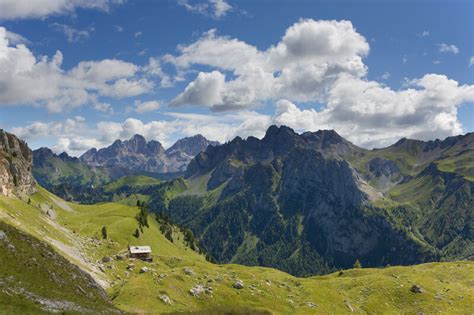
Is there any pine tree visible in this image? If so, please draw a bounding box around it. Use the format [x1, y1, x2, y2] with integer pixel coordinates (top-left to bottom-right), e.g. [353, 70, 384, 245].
[354, 259, 362, 268]
[136, 202, 149, 228]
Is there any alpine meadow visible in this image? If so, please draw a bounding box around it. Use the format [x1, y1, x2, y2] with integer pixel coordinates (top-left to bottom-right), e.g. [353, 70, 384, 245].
[0, 0, 473, 314]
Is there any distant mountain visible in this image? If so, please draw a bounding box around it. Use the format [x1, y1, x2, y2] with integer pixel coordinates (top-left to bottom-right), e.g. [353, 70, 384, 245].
[166, 135, 220, 171]
[80, 134, 219, 173]
[0, 129, 36, 197]
[150, 125, 473, 276]
[32, 134, 218, 202]
[33, 147, 113, 201]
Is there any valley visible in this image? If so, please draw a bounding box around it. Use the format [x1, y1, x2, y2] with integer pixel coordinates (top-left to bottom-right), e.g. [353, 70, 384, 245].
[1, 3, 473, 313]
[1, 187, 473, 314]
[1, 127, 473, 314]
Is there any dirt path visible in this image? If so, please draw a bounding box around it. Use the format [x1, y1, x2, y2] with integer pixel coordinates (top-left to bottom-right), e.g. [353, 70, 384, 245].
[49, 196, 74, 212]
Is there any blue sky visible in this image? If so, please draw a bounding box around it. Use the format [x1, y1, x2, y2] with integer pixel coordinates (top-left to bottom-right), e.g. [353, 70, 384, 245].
[0, 0, 473, 155]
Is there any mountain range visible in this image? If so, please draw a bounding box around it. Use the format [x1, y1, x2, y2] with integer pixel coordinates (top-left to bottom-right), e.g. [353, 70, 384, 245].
[150, 125, 473, 276]
[32, 134, 218, 202]
[28, 126, 474, 275]
[80, 134, 219, 173]
[0, 127, 473, 313]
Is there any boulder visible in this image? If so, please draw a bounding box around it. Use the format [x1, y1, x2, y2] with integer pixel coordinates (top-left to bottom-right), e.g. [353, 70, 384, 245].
[233, 280, 244, 289]
[189, 285, 212, 297]
[140, 267, 149, 273]
[159, 295, 172, 305]
[126, 263, 135, 270]
[116, 253, 127, 260]
[101, 256, 112, 263]
[183, 268, 195, 276]
[410, 284, 424, 293]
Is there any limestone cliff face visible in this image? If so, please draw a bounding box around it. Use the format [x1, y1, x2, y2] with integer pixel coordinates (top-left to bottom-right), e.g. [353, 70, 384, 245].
[0, 129, 36, 196]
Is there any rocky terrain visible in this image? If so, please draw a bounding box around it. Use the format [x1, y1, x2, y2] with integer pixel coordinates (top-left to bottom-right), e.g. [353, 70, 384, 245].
[0, 129, 36, 197]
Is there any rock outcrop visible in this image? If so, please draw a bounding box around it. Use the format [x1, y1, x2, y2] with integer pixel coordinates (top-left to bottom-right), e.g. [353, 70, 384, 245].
[0, 129, 36, 196]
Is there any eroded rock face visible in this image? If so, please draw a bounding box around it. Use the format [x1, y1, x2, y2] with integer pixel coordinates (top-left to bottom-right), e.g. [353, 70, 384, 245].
[367, 157, 400, 177]
[0, 129, 36, 197]
[366, 157, 402, 191]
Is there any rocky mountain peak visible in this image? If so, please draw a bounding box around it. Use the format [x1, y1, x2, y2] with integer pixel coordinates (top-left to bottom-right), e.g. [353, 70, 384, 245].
[147, 140, 165, 154]
[58, 152, 70, 159]
[110, 139, 123, 147]
[126, 134, 148, 153]
[166, 134, 219, 157]
[187, 125, 363, 178]
[131, 134, 146, 142]
[263, 125, 297, 139]
[0, 129, 36, 196]
[33, 147, 55, 159]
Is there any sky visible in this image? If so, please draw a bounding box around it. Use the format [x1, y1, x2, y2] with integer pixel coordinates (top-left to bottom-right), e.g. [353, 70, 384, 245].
[0, 0, 473, 156]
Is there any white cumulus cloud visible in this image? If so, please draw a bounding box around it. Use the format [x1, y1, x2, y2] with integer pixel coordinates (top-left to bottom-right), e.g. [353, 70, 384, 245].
[129, 100, 161, 114]
[439, 43, 459, 54]
[168, 19, 369, 110]
[0, 27, 153, 112]
[163, 19, 474, 146]
[0, 0, 124, 20]
[178, 0, 232, 18]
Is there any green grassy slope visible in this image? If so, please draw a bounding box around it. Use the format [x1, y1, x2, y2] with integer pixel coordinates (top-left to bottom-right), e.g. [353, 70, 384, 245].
[0, 221, 118, 314]
[1, 188, 473, 314]
[33, 154, 109, 188]
[349, 134, 474, 180]
[103, 175, 162, 206]
[104, 175, 161, 192]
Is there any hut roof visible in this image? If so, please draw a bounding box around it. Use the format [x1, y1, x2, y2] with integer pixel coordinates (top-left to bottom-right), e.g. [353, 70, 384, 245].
[129, 245, 152, 254]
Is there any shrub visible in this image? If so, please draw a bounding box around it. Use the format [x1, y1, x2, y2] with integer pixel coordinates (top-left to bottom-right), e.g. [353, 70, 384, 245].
[101, 226, 108, 240]
[133, 228, 140, 238]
